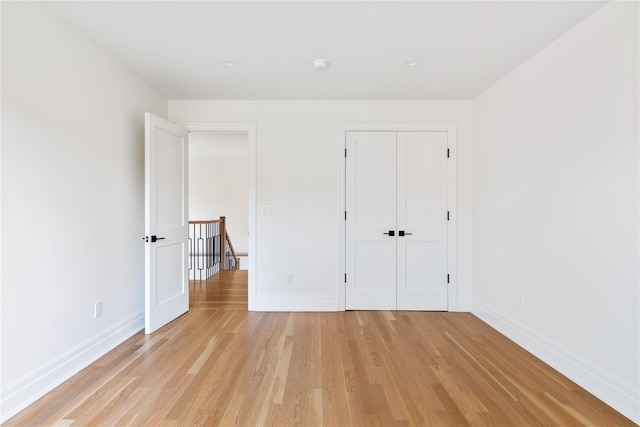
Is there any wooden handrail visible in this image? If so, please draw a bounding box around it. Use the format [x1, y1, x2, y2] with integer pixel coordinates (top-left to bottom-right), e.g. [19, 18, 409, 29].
[219, 216, 239, 270]
[225, 232, 239, 270]
[189, 219, 223, 224]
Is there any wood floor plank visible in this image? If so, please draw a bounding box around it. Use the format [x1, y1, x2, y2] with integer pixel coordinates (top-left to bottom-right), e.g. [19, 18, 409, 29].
[4, 270, 635, 426]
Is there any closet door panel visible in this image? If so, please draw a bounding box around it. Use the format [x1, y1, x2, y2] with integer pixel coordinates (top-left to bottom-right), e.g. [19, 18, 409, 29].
[346, 132, 397, 310]
[397, 132, 448, 310]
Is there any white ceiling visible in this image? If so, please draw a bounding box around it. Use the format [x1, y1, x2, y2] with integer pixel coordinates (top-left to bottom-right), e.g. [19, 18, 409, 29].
[43, 1, 606, 100]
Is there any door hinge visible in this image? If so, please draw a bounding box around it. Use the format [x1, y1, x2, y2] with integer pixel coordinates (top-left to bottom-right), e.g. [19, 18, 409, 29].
[344, 273, 347, 283]
[345, 148, 347, 158]
[447, 148, 450, 158]
[447, 211, 450, 221]
[447, 274, 450, 283]
[345, 211, 347, 220]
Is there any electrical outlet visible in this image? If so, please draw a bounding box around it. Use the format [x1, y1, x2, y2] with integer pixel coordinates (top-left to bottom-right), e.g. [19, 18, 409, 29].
[94, 301, 102, 318]
[287, 274, 294, 285]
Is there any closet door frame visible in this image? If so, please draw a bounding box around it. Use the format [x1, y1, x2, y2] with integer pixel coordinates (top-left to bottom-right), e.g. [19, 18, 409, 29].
[338, 123, 457, 311]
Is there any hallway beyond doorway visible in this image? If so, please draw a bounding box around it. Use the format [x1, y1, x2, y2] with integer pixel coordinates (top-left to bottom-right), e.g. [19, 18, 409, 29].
[190, 270, 248, 311]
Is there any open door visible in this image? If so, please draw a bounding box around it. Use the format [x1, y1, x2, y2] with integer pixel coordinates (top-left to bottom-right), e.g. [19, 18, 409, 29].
[144, 113, 189, 334]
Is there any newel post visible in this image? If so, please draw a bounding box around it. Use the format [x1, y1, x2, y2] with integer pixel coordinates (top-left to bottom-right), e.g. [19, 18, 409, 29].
[220, 216, 227, 270]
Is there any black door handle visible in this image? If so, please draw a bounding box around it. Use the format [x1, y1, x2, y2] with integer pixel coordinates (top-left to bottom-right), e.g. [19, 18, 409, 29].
[143, 235, 165, 242]
[383, 230, 395, 236]
[398, 231, 413, 236]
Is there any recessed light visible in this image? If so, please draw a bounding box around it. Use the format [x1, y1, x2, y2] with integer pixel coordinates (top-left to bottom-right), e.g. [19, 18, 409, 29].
[223, 60, 237, 67]
[406, 60, 419, 67]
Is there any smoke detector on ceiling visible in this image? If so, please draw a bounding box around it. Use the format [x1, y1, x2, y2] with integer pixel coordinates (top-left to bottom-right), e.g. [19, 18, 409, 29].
[312, 58, 329, 70]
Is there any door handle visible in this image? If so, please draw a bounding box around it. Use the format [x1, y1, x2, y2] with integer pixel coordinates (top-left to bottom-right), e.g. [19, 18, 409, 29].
[398, 231, 413, 236]
[383, 230, 395, 236]
[143, 235, 166, 243]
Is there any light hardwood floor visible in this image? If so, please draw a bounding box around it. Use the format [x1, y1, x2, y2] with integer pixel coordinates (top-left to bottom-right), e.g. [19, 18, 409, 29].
[4, 270, 633, 426]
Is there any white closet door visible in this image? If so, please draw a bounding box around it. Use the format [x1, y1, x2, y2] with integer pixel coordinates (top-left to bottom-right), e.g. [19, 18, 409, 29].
[396, 132, 448, 310]
[345, 132, 397, 310]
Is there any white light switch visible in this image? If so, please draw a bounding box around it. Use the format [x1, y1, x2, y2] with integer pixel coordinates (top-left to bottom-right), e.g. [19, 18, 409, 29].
[261, 205, 272, 215]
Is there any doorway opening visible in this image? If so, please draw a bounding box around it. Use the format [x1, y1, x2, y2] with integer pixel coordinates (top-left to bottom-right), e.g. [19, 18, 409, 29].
[180, 121, 257, 311]
[188, 131, 249, 309]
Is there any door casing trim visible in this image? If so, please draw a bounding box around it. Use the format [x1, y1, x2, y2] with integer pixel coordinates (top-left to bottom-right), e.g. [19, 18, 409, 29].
[338, 123, 457, 311]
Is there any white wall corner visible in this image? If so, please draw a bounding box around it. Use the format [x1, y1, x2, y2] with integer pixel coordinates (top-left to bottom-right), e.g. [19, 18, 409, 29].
[0, 311, 144, 424]
[454, 295, 472, 312]
[471, 301, 640, 424]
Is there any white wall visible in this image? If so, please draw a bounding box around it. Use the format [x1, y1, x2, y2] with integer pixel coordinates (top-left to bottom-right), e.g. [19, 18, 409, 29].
[189, 133, 249, 254]
[170, 100, 473, 311]
[0, 2, 167, 421]
[472, 2, 639, 422]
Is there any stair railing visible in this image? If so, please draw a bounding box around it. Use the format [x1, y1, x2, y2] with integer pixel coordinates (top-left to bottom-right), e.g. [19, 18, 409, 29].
[188, 216, 239, 281]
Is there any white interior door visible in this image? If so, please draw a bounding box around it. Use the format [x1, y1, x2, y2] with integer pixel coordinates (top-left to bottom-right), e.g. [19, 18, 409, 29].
[396, 132, 448, 310]
[145, 113, 189, 334]
[345, 131, 449, 311]
[346, 132, 397, 310]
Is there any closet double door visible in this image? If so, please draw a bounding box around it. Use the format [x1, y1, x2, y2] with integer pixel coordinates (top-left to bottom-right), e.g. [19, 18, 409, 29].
[345, 131, 449, 310]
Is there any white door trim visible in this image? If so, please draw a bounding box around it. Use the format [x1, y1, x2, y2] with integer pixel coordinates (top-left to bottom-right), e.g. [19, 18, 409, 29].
[177, 122, 257, 311]
[338, 123, 457, 311]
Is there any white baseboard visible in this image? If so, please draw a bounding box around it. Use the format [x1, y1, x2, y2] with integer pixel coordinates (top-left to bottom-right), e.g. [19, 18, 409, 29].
[0, 311, 144, 423]
[472, 301, 639, 424]
[252, 296, 339, 312]
[252, 296, 470, 312]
